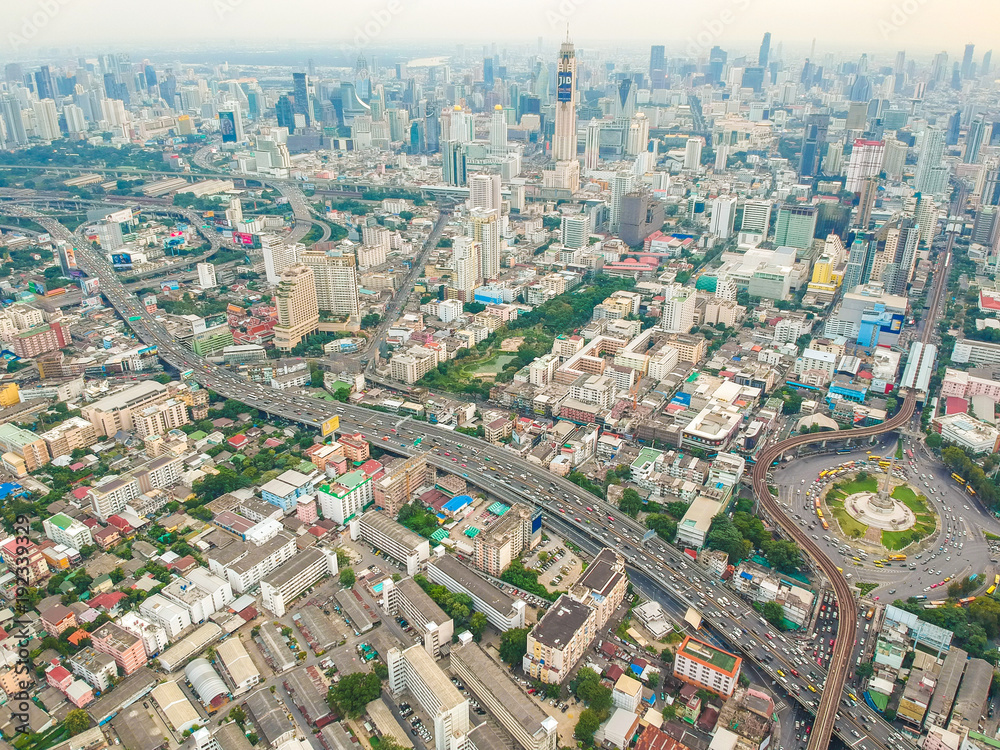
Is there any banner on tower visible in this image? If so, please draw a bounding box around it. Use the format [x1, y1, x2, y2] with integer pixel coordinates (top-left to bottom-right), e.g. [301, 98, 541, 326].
[219, 111, 237, 143]
[557, 71, 573, 102]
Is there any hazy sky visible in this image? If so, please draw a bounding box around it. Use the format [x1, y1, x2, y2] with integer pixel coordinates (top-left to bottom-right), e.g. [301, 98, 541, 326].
[1, 0, 995, 60]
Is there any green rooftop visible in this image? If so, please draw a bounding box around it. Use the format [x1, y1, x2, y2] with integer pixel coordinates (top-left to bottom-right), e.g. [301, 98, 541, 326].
[320, 469, 369, 497]
[680, 637, 739, 674]
[631, 446, 662, 470]
[49, 513, 74, 530]
[189, 430, 208, 441]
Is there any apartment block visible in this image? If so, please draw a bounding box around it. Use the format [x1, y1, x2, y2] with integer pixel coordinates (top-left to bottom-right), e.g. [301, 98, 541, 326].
[523, 595, 597, 684]
[338, 433, 370, 463]
[352, 511, 430, 576]
[373, 454, 431, 516]
[206, 529, 298, 594]
[43, 513, 93, 549]
[81, 381, 172, 437]
[91, 622, 148, 675]
[673, 636, 742, 697]
[12, 321, 67, 358]
[426, 555, 526, 631]
[117, 612, 169, 657]
[88, 477, 141, 522]
[40, 416, 98, 459]
[381, 577, 453, 658]
[260, 547, 338, 617]
[140, 594, 192, 638]
[472, 503, 541, 577]
[67, 647, 118, 692]
[387, 644, 470, 750]
[570, 548, 627, 630]
[317, 470, 373, 524]
[0, 423, 50, 474]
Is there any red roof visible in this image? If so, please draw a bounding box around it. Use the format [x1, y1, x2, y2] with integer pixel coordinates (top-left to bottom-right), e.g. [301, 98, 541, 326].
[981, 290, 1000, 311]
[360, 459, 383, 476]
[47, 665, 72, 682]
[227, 434, 248, 448]
[238, 605, 257, 621]
[88, 592, 126, 610]
[945, 397, 969, 415]
[263, 437, 283, 448]
[71, 487, 90, 500]
[67, 629, 89, 646]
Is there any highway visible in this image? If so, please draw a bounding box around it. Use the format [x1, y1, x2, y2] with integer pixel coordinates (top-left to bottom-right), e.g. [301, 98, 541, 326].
[32, 201, 948, 750]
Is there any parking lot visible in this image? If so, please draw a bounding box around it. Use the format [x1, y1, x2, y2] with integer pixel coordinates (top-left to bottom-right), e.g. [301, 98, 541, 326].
[525, 539, 583, 591]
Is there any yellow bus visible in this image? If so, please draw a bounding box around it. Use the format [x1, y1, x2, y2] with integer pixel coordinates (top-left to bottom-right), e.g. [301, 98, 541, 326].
[888, 554, 906, 561]
[817, 509, 824, 518]
[988, 585, 997, 596]
[993, 574, 999, 586]
[878, 461, 891, 468]
[869, 455, 881, 462]
[951, 473, 965, 484]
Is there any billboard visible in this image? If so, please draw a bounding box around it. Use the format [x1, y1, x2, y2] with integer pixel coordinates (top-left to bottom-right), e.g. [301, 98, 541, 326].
[111, 252, 133, 269]
[557, 71, 573, 102]
[28, 279, 46, 295]
[219, 110, 237, 143]
[233, 232, 260, 249]
[80, 277, 100, 296]
[320, 416, 340, 437]
[58, 245, 77, 276]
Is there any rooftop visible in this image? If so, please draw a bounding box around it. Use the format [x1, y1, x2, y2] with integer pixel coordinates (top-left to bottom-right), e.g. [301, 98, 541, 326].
[451, 641, 550, 731]
[678, 636, 740, 676]
[530, 594, 592, 649]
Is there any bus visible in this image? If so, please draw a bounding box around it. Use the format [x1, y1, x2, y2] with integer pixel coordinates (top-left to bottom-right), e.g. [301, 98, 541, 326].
[878, 461, 891, 468]
[958, 597, 976, 606]
[869, 455, 881, 462]
[924, 603, 944, 609]
[989, 585, 997, 596]
[821, 519, 829, 530]
[128, 315, 142, 322]
[814, 498, 821, 510]
[888, 554, 906, 561]
[951, 473, 965, 484]
[837, 448, 852, 454]
[993, 574, 999, 586]
[968, 485, 976, 496]
[913, 595, 928, 601]
[817, 509, 824, 518]
[906, 449, 914, 460]
[819, 470, 829, 479]
[865, 607, 875, 620]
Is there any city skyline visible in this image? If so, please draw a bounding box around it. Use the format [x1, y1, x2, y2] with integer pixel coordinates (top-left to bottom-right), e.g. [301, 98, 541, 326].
[0, 0, 997, 58]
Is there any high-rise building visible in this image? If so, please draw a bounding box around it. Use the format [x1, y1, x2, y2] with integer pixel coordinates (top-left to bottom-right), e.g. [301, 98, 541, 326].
[842, 232, 877, 292]
[882, 139, 907, 180]
[441, 139, 468, 187]
[649, 45, 665, 88]
[261, 235, 298, 285]
[469, 173, 501, 211]
[964, 116, 991, 164]
[740, 200, 773, 236]
[451, 237, 481, 301]
[844, 139, 885, 191]
[0, 96, 28, 146]
[915, 127, 946, 195]
[470, 208, 502, 281]
[609, 171, 636, 234]
[273, 264, 319, 351]
[945, 110, 962, 145]
[758, 32, 772, 68]
[855, 177, 878, 230]
[489, 104, 507, 157]
[708, 46, 727, 85]
[218, 105, 244, 143]
[799, 113, 829, 179]
[561, 215, 590, 249]
[626, 113, 649, 157]
[684, 138, 703, 170]
[34, 65, 55, 100]
[299, 246, 360, 317]
[584, 119, 602, 171]
[660, 285, 696, 334]
[32, 99, 59, 141]
[774, 204, 818, 250]
[197, 263, 217, 289]
[292, 72, 310, 127]
[962, 44, 975, 79]
[710, 196, 738, 240]
[552, 36, 577, 163]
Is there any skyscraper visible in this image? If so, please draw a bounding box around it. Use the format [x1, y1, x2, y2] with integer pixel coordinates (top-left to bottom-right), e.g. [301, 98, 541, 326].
[649, 45, 665, 89]
[273, 265, 319, 351]
[32, 99, 59, 141]
[774, 204, 818, 250]
[261, 234, 298, 284]
[962, 43, 975, 79]
[470, 208, 502, 281]
[489, 104, 507, 157]
[298, 247, 360, 317]
[584, 119, 601, 171]
[799, 113, 829, 179]
[0, 96, 28, 146]
[845, 139, 885, 192]
[914, 127, 945, 194]
[881, 219, 920, 295]
[740, 200, 773, 236]
[842, 232, 877, 292]
[276, 95, 296, 133]
[451, 237, 481, 301]
[544, 34, 580, 192]
[292, 72, 310, 127]
[660, 285, 696, 334]
[758, 32, 771, 68]
[708, 46, 727, 85]
[609, 172, 636, 234]
[964, 117, 991, 164]
[469, 173, 501, 212]
[710, 196, 738, 240]
[945, 110, 962, 145]
[34, 65, 55, 100]
[684, 138, 703, 170]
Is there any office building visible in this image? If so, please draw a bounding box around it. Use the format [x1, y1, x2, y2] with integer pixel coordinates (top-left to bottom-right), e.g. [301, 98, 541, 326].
[261, 234, 298, 285]
[584, 119, 602, 170]
[273, 264, 319, 351]
[451, 641, 558, 750]
[649, 45, 666, 87]
[32, 99, 59, 141]
[523, 595, 597, 684]
[299, 247, 360, 317]
[710, 196, 738, 239]
[883, 139, 907, 180]
[561, 215, 591, 249]
[799, 113, 829, 179]
[260, 547, 338, 617]
[964, 116, 991, 164]
[609, 171, 636, 234]
[450, 237, 481, 301]
[660, 284, 696, 334]
[673, 636, 742, 697]
[353, 511, 430, 575]
[740, 200, 772, 236]
[426, 555, 526, 631]
[684, 138, 703, 170]
[197, 263, 217, 289]
[387, 645, 469, 750]
[774, 204, 818, 250]
[381, 577, 453, 658]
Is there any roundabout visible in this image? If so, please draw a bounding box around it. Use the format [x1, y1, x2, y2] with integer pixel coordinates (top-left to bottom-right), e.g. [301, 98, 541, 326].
[823, 471, 937, 550]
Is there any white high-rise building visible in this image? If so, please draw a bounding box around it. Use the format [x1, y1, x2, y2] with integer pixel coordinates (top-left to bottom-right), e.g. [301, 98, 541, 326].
[261, 234, 298, 285]
[552, 36, 578, 163]
[740, 200, 773, 236]
[626, 113, 649, 157]
[915, 127, 945, 193]
[469, 173, 501, 212]
[609, 171, 636, 234]
[715, 276, 737, 301]
[299, 247, 361, 317]
[64, 104, 87, 136]
[452, 237, 481, 301]
[714, 143, 730, 172]
[561, 215, 590, 249]
[845, 139, 885, 192]
[684, 137, 704, 170]
[32, 99, 59, 141]
[470, 208, 502, 281]
[660, 284, 696, 334]
[710, 196, 738, 239]
[489, 104, 507, 157]
[584, 119, 602, 171]
[197, 262, 217, 289]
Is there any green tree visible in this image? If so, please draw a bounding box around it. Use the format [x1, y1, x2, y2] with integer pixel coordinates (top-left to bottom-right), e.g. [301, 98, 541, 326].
[328, 671, 381, 717]
[925, 433, 943, 449]
[64, 709, 91, 736]
[855, 662, 874, 680]
[469, 611, 488, 642]
[310, 369, 325, 388]
[762, 601, 785, 630]
[339, 568, 356, 587]
[499, 627, 529, 667]
[573, 667, 612, 714]
[619, 488, 643, 518]
[575, 709, 602, 746]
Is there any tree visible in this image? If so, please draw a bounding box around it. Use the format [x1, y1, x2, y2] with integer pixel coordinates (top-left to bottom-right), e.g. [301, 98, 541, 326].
[575, 708, 602, 746]
[328, 671, 381, 717]
[573, 667, 612, 714]
[310, 369, 325, 388]
[361, 313, 382, 329]
[762, 601, 785, 630]
[925, 433, 943, 449]
[499, 627, 529, 667]
[619, 488, 643, 518]
[855, 662, 874, 680]
[763, 539, 802, 573]
[339, 568, 356, 587]
[64, 709, 90, 736]
[469, 612, 488, 642]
